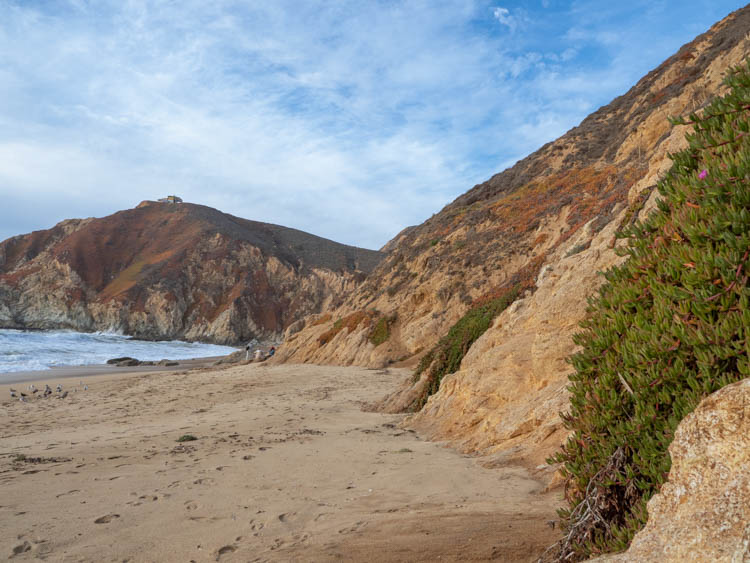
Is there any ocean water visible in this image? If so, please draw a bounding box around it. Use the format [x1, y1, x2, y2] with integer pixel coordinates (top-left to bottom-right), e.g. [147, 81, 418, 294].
[0, 329, 237, 373]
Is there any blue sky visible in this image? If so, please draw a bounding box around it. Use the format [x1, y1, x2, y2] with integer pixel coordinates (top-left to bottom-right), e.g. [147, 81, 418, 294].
[0, 1, 745, 249]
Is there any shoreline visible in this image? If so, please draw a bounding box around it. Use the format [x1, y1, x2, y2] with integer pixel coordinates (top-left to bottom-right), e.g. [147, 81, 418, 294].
[0, 356, 227, 385]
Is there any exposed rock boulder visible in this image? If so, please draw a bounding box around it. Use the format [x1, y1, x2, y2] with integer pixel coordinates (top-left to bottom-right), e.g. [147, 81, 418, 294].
[591, 378, 750, 562]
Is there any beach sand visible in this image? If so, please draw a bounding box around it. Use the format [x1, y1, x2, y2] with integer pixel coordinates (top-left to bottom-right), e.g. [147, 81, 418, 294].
[0, 363, 561, 562]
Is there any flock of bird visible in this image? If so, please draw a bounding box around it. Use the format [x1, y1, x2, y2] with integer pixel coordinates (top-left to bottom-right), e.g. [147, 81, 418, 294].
[9, 382, 88, 403]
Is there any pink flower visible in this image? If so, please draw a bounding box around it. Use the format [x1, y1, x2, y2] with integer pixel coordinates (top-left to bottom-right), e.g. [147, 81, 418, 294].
[698, 169, 708, 180]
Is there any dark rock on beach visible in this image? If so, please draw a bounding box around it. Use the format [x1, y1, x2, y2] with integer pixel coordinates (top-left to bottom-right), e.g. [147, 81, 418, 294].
[106, 357, 161, 367]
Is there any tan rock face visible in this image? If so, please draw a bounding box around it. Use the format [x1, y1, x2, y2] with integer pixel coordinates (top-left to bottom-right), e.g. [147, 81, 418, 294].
[277, 7, 750, 377]
[407, 214, 626, 468]
[277, 8, 750, 470]
[590, 378, 750, 563]
[0, 202, 383, 344]
[400, 25, 750, 476]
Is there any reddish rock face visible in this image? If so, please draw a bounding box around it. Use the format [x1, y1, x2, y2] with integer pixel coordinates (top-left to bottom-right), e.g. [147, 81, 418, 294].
[0, 202, 383, 344]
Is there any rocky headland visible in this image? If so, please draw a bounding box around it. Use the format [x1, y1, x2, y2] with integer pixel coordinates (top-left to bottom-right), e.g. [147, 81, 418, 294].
[0, 201, 383, 344]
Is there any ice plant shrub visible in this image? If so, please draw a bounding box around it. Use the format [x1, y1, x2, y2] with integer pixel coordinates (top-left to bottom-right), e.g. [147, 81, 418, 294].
[549, 60, 750, 560]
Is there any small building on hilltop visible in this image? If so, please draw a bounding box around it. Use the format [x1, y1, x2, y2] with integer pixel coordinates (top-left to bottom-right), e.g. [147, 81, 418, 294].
[158, 195, 183, 203]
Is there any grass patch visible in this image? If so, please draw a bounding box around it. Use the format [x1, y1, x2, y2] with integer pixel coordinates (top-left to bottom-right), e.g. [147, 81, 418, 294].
[317, 311, 375, 346]
[176, 434, 198, 442]
[310, 313, 332, 327]
[565, 242, 590, 257]
[368, 314, 397, 346]
[411, 284, 521, 410]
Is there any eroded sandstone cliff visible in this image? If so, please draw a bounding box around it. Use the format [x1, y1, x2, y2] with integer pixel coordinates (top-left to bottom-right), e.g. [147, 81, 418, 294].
[0, 201, 383, 344]
[275, 7, 750, 473]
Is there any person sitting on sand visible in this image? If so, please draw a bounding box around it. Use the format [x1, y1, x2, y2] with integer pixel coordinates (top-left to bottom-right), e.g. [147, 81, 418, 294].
[268, 346, 275, 357]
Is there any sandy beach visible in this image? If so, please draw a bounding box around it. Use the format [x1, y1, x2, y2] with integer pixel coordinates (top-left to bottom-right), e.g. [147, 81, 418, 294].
[0, 363, 560, 562]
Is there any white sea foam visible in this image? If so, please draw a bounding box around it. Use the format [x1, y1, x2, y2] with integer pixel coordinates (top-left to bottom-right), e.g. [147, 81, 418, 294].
[0, 329, 237, 374]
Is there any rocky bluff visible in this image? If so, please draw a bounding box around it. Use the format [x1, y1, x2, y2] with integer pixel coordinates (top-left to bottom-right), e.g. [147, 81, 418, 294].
[0, 201, 383, 344]
[275, 7, 750, 465]
[271, 7, 750, 559]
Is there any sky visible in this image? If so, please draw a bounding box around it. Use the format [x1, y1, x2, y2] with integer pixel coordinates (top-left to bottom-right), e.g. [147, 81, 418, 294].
[0, 1, 745, 250]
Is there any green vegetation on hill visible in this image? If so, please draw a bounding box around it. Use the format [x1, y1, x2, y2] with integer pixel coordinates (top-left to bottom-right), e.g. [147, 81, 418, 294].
[369, 314, 396, 346]
[549, 61, 750, 560]
[412, 285, 521, 411]
[316, 310, 396, 348]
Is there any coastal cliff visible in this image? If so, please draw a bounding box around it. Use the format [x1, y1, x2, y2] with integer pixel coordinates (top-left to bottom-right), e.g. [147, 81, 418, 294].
[0, 201, 383, 344]
[277, 5, 749, 442]
[276, 8, 750, 376]
[273, 6, 750, 557]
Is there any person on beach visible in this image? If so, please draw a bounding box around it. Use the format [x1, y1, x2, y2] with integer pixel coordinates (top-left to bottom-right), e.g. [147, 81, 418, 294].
[245, 344, 251, 361]
[254, 349, 263, 361]
[268, 346, 275, 357]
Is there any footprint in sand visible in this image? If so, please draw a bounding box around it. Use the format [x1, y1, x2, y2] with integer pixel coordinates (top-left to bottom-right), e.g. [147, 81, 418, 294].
[338, 521, 367, 534]
[94, 514, 120, 524]
[215, 545, 237, 560]
[278, 512, 296, 523]
[249, 519, 265, 531]
[10, 541, 31, 558]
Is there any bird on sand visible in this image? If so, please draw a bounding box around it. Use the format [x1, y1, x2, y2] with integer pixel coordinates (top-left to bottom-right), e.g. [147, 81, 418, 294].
[32, 388, 38, 394]
[60, 391, 68, 399]
[10, 390, 16, 398]
[84, 385, 88, 391]
[56, 384, 62, 392]
[20, 392, 27, 398]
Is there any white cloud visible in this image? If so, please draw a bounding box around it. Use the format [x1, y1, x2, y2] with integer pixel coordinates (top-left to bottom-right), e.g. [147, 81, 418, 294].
[0, 0, 743, 249]
[492, 7, 518, 31]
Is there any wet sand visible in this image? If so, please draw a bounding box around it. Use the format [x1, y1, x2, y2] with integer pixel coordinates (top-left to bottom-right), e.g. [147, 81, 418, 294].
[0, 363, 561, 562]
[0, 356, 226, 385]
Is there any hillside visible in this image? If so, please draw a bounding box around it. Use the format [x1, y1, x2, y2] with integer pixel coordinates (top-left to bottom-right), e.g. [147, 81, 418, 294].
[274, 7, 750, 463]
[0, 201, 383, 344]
